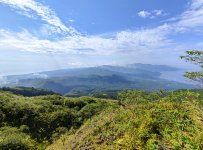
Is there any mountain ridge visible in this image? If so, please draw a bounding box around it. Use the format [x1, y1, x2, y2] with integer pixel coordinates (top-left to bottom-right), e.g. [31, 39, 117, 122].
[1, 63, 197, 96]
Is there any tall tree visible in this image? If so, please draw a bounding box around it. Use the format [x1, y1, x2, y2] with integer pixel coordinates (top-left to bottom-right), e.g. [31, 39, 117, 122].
[181, 50, 203, 83]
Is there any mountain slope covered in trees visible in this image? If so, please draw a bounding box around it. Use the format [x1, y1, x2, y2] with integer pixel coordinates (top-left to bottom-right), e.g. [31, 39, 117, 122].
[48, 90, 203, 150]
[2, 64, 197, 96]
[0, 90, 117, 149]
[0, 88, 203, 149]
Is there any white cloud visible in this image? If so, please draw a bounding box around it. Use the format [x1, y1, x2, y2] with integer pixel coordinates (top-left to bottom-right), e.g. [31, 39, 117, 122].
[0, 23, 172, 55]
[0, 0, 202, 61]
[116, 24, 171, 50]
[138, 9, 166, 19]
[0, 0, 79, 35]
[162, 0, 203, 33]
[138, 10, 151, 18]
[153, 9, 164, 16]
[174, 0, 203, 32]
[0, 0, 172, 55]
[137, 1, 203, 33]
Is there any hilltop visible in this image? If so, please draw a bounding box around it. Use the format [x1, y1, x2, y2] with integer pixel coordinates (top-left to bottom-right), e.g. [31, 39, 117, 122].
[0, 88, 202, 149]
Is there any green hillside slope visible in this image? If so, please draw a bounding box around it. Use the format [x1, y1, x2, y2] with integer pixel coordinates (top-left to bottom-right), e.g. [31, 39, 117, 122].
[47, 90, 203, 150]
[0, 91, 117, 150]
[1, 89, 203, 150]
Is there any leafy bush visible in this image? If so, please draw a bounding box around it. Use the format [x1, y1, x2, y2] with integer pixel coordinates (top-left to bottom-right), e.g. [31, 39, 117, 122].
[0, 127, 36, 150]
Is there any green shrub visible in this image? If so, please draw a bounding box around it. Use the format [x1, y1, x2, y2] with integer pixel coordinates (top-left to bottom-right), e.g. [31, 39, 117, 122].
[0, 127, 36, 150]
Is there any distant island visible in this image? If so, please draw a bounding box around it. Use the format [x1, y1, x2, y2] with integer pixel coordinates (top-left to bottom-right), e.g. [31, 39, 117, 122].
[1, 63, 197, 97]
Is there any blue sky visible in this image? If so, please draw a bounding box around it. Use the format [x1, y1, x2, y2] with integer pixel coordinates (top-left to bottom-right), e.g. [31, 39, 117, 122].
[0, 0, 203, 75]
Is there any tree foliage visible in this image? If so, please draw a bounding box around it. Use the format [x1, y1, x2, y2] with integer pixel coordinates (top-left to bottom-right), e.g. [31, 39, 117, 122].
[181, 50, 203, 83]
[0, 92, 116, 149]
[0, 87, 59, 97]
[1, 88, 203, 149]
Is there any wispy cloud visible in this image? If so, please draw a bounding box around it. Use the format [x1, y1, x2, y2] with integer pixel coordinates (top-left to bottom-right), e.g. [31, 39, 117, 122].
[0, 1, 172, 55]
[174, 0, 203, 32]
[0, 23, 172, 55]
[154, 9, 164, 16]
[137, 10, 151, 18]
[138, 9, 166, 19]
[0, 0, 202, 59]
[0, 0, 79, 35]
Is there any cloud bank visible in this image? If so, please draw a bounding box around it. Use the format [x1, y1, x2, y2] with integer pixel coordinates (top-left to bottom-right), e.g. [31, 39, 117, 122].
[0, 0, 202, 58]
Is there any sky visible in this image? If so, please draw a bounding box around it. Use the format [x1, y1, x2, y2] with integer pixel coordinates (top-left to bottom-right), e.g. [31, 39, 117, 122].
[0, 0, 203, 75]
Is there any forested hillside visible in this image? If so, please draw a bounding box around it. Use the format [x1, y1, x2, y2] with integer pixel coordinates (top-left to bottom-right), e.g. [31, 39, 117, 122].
[0, 90, 117, 149]
[0, 87, 59, 97]
[0, 89, 202, 149]
[48, 90, 203, 150]
[3, 64, 197, 96]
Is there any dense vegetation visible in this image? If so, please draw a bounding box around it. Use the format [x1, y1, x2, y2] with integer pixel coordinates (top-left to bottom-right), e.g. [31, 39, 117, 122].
[0, 87, 59, 97]
[47, 90, 203, 150]
[0, 91, 117, 149]
[0, 84, 203, 150]
[181, 50, 203, 83]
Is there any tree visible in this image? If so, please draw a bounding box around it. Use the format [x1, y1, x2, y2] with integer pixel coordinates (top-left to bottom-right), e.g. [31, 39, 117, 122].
[180, 50, 203, 83]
